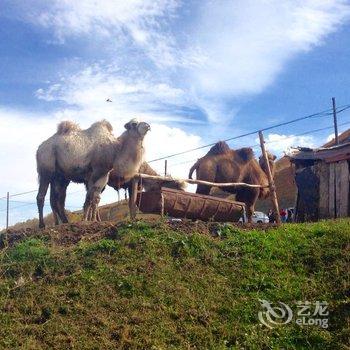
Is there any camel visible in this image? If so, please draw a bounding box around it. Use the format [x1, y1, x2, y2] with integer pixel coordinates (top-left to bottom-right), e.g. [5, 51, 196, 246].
[36, 119, 150, 228]
[108, 161, 186, 218]
[108, 161, 186, 193]
[188, 141, 276, 223]
[49, 161, 186, 225]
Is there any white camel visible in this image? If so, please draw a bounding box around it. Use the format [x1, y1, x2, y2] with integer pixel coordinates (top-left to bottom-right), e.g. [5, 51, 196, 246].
[36, 119, 150, 228]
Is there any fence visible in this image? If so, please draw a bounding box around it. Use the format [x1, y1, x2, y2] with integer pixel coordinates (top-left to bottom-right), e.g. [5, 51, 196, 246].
[1, 99, 350, 229]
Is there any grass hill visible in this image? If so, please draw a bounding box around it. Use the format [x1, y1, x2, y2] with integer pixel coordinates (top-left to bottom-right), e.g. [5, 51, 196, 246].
[0, 219, 349, 349]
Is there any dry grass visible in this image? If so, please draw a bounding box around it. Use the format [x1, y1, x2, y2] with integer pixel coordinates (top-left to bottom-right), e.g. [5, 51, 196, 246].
[0, 219, 349, 349]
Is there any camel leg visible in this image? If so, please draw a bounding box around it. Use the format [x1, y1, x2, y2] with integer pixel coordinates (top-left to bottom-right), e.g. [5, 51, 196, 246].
[56, 179, 69, 224]
[37, 176, 50, 229]
[128, 185, 133, 217]
[84, 172, 109, 221]
[83, 194, 93, 221]
[49, 182, 60, 226]
[50, 178, 69, 225]
[196, 184, 211, 196]
[236, 190, 259, 224]
[245, 204, 255, 224]
[95, 184, 107, 222]
[89, 195, 100, 221]
[96, 208, 101, 222]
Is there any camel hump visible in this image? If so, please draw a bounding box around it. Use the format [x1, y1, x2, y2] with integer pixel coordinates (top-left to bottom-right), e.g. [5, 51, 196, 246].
[90, 119, 113, 133]
[207, 141, 230, 155]
[236, 147, 254, 161]
[57, 121, 80, 135]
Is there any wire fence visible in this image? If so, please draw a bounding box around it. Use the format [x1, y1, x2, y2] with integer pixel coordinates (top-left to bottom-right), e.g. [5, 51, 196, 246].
[1, 102, 349, 229]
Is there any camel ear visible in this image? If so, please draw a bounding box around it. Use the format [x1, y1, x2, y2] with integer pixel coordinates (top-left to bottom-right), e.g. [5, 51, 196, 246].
[273, 155, 277, 160]
[124, 119, 138, 130]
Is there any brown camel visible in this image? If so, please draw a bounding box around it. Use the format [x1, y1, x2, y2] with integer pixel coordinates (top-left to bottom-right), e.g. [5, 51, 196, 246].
[188, 141, 276, 222]
[36, 119, 150, 228]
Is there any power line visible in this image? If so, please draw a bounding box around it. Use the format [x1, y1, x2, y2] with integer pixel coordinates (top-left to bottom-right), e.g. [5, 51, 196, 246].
[0, 202, 81, 212]
[0, 187, 86, 201]
[167, 119, 350, 168]
[0, 190, 37, 199]
[148, 104, 350, 163]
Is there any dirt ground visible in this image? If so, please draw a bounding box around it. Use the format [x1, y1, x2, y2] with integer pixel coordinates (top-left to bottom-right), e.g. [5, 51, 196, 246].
[0, 218, 278, 249]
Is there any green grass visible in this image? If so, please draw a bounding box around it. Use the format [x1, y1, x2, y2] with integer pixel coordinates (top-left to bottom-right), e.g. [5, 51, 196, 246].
[0, 220, 349, 349]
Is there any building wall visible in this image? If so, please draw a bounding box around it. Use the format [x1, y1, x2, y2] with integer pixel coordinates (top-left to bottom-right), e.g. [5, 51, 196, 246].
[316, 160, 349, 219]
[295, 166, 319, 222]
[295, 159, 350, 221]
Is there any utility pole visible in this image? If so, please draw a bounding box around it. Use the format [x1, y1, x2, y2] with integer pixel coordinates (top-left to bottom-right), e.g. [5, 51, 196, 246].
[164, 159, 168, 176]
[6, 192, 9, 231]
[332, 97, 339, 145]
[332, 98, 339, 219]
[259, 131, 281, 224]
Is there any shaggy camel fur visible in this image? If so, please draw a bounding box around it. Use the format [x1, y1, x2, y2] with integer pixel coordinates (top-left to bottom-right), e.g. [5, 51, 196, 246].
[50, 161, 186, 225]
[188, 141, 276, 223]
[36, 119, 150, 228]
[108, 161, 186, 218]
[108, 161, 186, 193]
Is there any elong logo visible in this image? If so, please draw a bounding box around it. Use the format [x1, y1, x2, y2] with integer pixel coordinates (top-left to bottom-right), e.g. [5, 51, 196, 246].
[258, 299, 293, 329]
[258, 299, 329, 329]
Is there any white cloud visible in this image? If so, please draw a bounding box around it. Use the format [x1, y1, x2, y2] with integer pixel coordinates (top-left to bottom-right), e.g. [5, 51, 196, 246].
[35, 64, 204, 126]
[190, 0, 350, 98]
[26, 0, 188, 68]
[0, 108, 58, 192]
[261, 133, 316, 156]
[22, 0, 350, 122]
[326, 133, 335, 142]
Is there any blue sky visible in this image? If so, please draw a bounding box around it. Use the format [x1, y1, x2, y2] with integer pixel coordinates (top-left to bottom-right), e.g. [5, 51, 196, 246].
[1, 0, 350, 227]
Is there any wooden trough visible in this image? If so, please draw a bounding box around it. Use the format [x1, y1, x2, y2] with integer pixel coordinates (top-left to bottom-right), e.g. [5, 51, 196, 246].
[136, 187, 246, 222]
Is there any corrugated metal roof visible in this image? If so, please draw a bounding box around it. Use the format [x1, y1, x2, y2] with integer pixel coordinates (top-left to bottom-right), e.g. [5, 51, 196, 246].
[288, 142, 350, 163]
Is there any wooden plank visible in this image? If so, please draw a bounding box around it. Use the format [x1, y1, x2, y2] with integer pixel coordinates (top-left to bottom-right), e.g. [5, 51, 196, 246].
[135, 173, 266, 189]
[325, 153, 350, 163]
[316, 161, 330, 219]
[336, 161, 349, 217]
[329, 163, 336, 218]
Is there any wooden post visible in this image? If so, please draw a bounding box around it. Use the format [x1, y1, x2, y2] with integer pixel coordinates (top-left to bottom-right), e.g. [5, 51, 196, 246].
[129, 177, 139, 220]
[6, 192, 9, 230]
[332, 97, 339, 145]
[164, 160, 168, 176]
[259, 131, 281, 224]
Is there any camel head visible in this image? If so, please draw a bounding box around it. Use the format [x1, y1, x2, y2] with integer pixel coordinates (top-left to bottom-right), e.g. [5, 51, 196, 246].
[259, 151, 277, 177]
[124, 119, 150, 138]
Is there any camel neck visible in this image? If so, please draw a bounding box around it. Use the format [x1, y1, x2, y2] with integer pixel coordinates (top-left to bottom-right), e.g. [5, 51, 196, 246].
[112, 131, 144, 178]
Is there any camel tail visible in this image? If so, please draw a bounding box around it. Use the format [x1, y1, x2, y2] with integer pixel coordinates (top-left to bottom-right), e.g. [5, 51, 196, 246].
[57, 121, 80, 135]
[188, 160, 200, 179]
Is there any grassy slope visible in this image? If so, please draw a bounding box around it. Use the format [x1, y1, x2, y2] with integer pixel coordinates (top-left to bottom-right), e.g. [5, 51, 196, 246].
[0, 220, 349, 349]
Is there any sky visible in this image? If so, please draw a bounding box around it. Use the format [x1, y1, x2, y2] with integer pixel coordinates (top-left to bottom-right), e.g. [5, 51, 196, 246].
[1, 0, 350, 227]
